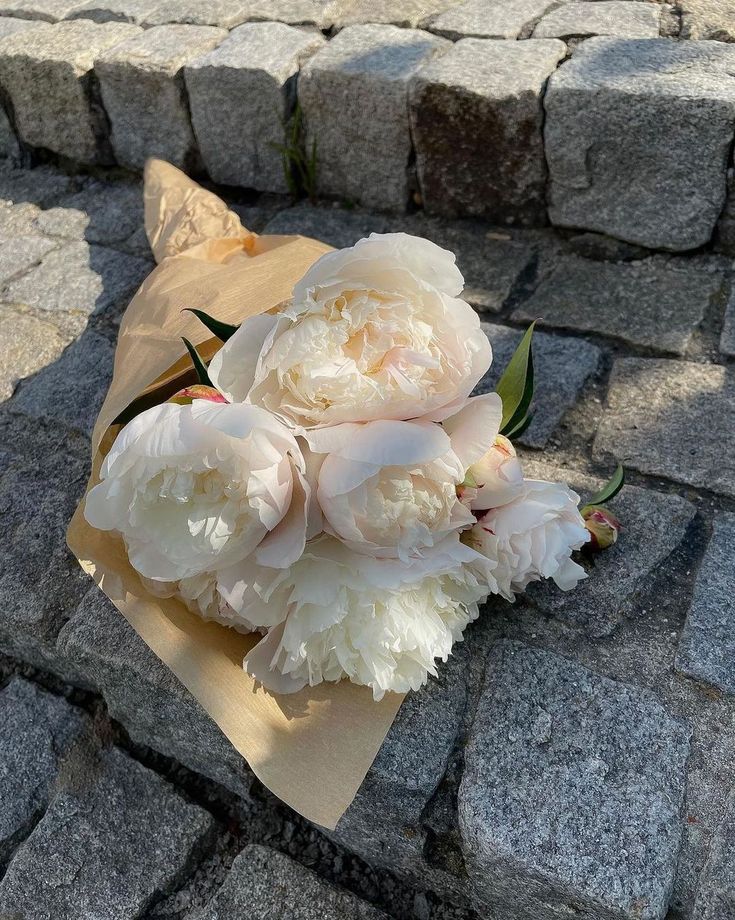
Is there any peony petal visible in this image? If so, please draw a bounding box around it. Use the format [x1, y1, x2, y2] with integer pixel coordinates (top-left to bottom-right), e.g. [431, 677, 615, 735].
[442, 393, 503, 469]
[243, 624, 309, 694]
[209, 312, 281, 403]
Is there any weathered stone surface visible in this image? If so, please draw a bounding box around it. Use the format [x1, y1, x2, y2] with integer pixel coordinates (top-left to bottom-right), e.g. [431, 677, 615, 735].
[721, 286, 735, 359]
[3, 240, 150, 317]
[335, 0, 459, 28]
[0, 679, 88, 868]
[35, 178, 143, 244]
[0, 746, 216, 919]
[676, 513, 735, 697]
[263, 202, 390, 246]
[0, 413, 89, 675]
[533, 1, 661, 38]
[475, 322, 601, 448]
[0, 0, 85, 20]
[512, 255, 720, 355]
[545, 39, 735, 251]
[0, 20, 141, 163]
[691, 788, 735, 920]
[0, 305, 74, 401]
[0, 13, 46, 34]
[459, 640, 690, 920]
[333, 644, 469, 867]
[594, 358, 735, 498]
[428, 0, 561, 39]
[410, 38, 565, 224]
[398, 215, 534, 311]
[0, 159, 75, 207]
[56, 588, 255, 797]
[237, 0, 350, 27]
[96, 24, 226, 171]
[0, 234, 56, 283]
[680, 0, 735, 41]
[299, 24, 448, 211]
[523, 460, 697, 638]
[196, 845, 387, 919]
[140, 0, 251, 27]
[12, 329, 113, 434]
[67, 0, 160, 21]
[0, 17, 47, 159]
[716, 171, 735, 258]
[186, 22, 324, 192]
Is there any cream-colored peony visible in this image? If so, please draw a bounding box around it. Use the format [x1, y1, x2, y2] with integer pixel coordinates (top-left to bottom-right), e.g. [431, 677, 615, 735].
[241, 537, 496, 699]
[208, 233, 492, 428]
[84, 400, 309, 582]
[466, 479, 589, 600]
[141, 573, 260, 634]
[304, 394, 503, 562]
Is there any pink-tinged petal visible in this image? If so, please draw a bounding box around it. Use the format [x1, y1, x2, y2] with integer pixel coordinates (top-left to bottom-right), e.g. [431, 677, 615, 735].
[255, 470, 309, 568]
[442, 393, 503, 469]
[209, 312, 281, 402]
[169, 385, 229, 405]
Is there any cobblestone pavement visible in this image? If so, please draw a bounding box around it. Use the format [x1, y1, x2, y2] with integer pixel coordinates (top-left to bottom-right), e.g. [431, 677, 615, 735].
[0, 160, 734, 920]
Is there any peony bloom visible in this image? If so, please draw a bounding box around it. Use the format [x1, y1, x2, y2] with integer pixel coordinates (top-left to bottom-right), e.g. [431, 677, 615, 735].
[84, 399, 309, 582]
[208, 233, 492, 428]
[305, 418, 473, 562]
[443, 397, 524, 512]
[466, 479, 589, 600]
[141, 573, 260, 634]
[242, 537, 496, 699]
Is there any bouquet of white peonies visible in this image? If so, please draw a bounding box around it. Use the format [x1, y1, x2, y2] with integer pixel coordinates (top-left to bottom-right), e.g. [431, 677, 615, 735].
[83, 230, 622, 701]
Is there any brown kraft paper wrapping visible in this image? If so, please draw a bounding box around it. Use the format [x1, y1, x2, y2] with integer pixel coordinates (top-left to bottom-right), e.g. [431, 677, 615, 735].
[66, 159, 405, 830]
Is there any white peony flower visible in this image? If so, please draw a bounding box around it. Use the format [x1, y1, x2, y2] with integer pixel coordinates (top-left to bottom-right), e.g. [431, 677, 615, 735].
[140, 573, 260, 634]
[442, 395, 524, 511]
[466, 479, 590, 600]
[241, 537, 496, 700]
[84, 399, 309, 582]
[208, 233, 492, 428]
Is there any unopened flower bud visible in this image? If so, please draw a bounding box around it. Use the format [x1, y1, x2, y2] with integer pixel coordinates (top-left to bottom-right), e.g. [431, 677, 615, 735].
[581, 505, 621, 552]
[169, 385, 228, 406]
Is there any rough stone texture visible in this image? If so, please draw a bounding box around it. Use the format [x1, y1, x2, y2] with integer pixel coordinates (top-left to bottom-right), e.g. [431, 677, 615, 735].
[545, 38, 735, 251]
[12, 329, 113, 435]
[67, 0, 161, 21]
[263, 202, 390, 246]
[0, 413, 89, 676]
[0, 0, 86, 20]
[691, 788, 735, 920]
[0, 17, 48, 159]
[196, 845, 388, 919]
[410, 38, 566, 224]
[523, 460, 697, 638]
[533, 1, 662, 38]
[2, 240, 150, 317]
[56, 588, 256, 797]
[185, 23, 325, 193]
[428, 0, 562, 39]
[399, 215, 534, 311]
[475, 322, 601, 448]
[0, 14, 46, 36]
[512, 255, 720, 355]
[335, 0, 460, 28]
[333, 645, 469, 869]
[0, 746, 216, 919]
[0, 234, 56, 283]
[459, 640, 690, 920]
[716, 171, 735, 258]
[35, 178, 143, 244]
[96, 24, 226, 171]
[299, 24, 449, 212]
[721, 286, 735, 359]
[0, 679, 88, 868]
[140, 0, 251, 27]
[676, 513, 735, 697]
[595, 358, 735, 498]
[680, 0, 735, 41]
[0, 20, 141, 163]
[0, 305, 74, 401]
[0, 159, 75, 207]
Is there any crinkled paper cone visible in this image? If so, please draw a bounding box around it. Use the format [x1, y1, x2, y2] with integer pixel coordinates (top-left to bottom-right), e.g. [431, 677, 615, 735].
[67, 160, 404, 829]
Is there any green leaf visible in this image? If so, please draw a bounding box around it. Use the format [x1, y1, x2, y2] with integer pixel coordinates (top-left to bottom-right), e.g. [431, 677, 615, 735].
[503, 411, 534, 440]
[497, 322, 535, 436]
[185, 308, 239, 343]
[181, 337, 212, 387]
[586, 465, 625, 506]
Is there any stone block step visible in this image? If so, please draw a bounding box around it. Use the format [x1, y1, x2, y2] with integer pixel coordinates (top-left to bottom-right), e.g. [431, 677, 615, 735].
[0, 18, 728, 251]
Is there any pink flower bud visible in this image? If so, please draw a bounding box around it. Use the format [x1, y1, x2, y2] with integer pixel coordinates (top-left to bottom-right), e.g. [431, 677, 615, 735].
[169, 385, 228, 406]
[581, 505, 621, 552]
